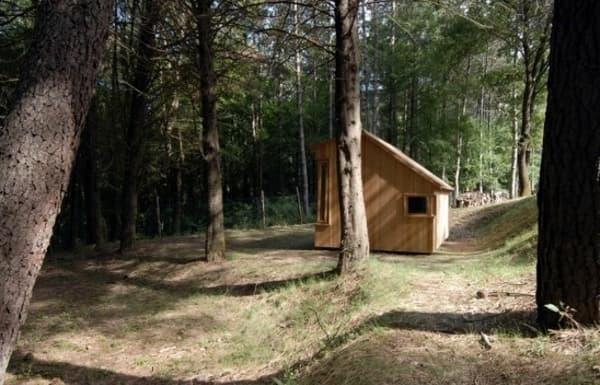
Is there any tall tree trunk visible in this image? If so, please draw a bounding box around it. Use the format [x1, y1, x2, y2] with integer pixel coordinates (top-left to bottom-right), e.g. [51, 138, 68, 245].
[517, 77, 534, 196]
[359, 1, 370, 131]
[407, 75, 417, 157]
[294, 2, 310, 218]
[402, 88, 409, 152]
[510, 83, 519, 199]
[454, 128, 463, 204]
[478, 50, 488, 194]
[516, 0, 552, 197]
[454, 55, 471, 205]
[369, 1, 380, 135]
[328, 66, 334, 138]
[82, 98, 106, 247]
[537, 0, 600, 328]
[196, 0, 225, 262]
[0, 1, 112, 382]
[386, 87, 397, 146]
[386, 0, 397, 146]
[68, 157, 84, 249]
[251, 100, 264, 223]
[108, 4, 123, 239]
[173, 123, 185, 235]
[164, 92, 183, 235]
[119, 0, 161, 251]
[335, 0, 369, 274]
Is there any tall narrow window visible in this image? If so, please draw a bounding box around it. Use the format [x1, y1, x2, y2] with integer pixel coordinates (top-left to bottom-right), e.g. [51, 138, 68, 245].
[317, 161, 329, 223]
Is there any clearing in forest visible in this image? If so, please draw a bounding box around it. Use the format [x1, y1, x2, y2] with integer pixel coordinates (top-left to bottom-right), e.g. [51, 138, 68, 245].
[7, 197, 600, 385]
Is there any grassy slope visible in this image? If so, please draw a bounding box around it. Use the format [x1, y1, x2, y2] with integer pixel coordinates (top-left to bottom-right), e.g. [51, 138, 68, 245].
[297, 198, 599, 385]
[7, 198, 600, 385]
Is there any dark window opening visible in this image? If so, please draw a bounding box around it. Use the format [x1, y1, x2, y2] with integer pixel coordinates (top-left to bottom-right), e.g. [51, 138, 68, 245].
[317, 161, 329, 223]
[407, 196, 428, 215]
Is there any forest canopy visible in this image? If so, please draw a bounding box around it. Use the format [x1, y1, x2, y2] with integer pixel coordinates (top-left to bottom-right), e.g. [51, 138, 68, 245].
[0, 0, 550, 247]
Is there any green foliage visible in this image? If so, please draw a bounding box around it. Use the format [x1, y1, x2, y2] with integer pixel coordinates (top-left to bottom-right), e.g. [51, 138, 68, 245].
[2, 0, 550, 246]
[222, 195, 310, 229]
[0, 1, 34, 119]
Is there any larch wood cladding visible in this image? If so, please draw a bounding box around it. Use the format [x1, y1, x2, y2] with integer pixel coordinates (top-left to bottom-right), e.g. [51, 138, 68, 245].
[314, 132, 452, 253]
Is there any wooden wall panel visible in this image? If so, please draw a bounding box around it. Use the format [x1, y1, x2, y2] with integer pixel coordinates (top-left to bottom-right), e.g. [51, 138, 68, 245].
[314, 140, 339, 248]
[435, 193, 449, 249]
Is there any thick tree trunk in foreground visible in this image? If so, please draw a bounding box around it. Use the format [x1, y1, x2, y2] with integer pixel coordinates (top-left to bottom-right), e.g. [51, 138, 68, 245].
[537, 0, 600, 328]
[196, 0, 225, 262]
[0, 1, 112, 382]
[119, 0, 161, 251]
[335, 0, 369, 274]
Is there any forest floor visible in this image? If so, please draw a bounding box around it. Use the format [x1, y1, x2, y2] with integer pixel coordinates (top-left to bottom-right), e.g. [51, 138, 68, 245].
[7, 197, 600, 385]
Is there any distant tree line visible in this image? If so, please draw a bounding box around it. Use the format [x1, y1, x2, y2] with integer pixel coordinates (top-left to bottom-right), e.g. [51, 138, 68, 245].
[0, 0, 553, 255]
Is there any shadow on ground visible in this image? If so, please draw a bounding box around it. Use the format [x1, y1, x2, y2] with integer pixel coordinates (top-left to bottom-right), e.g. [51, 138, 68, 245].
[227, 229, 314, 251]
[7, 308, 548, 385]
[366, 308, 537, 336]
[9, 353, 274, 385]
[25, 261, 338, 343]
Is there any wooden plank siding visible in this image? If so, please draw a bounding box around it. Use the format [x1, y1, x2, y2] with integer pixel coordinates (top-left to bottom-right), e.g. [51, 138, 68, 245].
[314, 132, 452, 254]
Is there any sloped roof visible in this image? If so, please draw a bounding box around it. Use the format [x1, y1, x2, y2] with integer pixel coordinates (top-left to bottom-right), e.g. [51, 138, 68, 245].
[362, 130, 453, 191]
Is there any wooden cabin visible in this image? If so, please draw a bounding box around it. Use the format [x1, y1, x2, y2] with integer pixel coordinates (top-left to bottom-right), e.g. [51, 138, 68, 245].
[313, 131, 453, 253]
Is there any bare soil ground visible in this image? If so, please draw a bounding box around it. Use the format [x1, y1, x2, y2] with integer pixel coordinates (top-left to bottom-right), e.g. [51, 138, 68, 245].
[6, 199, 600, 385]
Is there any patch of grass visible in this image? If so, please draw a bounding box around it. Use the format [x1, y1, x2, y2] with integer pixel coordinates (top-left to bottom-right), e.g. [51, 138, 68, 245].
[477, 198, 537, 244]
[297, 330, 600, 385]
[361, 259, 415, 308]
[443, 197, 538, 284]
[10, 202, 599, 385]
[298, 334, 423, 385]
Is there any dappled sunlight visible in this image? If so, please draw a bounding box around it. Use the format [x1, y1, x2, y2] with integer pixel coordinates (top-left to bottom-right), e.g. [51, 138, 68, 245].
[10, 200, 596, 385]
[444, 198, 537, 253]
[299, 328, 597, 385]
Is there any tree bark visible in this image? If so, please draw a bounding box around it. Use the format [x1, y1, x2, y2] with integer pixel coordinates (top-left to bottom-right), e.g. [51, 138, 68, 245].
[119, 0, 161, 251]
[164, 91, 183, 235]
[68, 158, 84, 249]
[510, 81, 519, 199]
[0, 1, 112, 382]
[173, 124, 185, 235]
[196, 0, 225, 262]
[328, 66, 334, 138]
[537, 0, 600, 328]
[454, 128, 463, 204]
[335, 0, 369, 274]
[82, 98, 106, 247]
[478, 50, 488, 194]
[386, 0, 398, 146]
[517, 76, 534, 196]
[515, 0, 552, 197]
[294, 2, 310, 218]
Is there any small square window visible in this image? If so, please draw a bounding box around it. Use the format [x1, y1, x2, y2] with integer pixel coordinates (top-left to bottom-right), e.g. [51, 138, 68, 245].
[407, 196, 428, 215]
